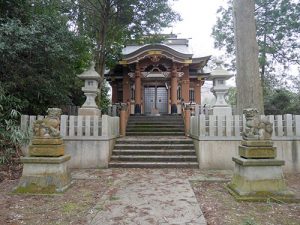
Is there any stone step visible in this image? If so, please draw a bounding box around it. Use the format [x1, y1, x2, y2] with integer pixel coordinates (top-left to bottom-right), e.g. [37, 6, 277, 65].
[127, 122, 184, 125]
[110, 155, 198, 162]
[112, 149, 196, 155]
[128, 117, 183, 121]
[128, 117, 183, 120]
[126, 132, 184, 136]
[126, 128, 185, 132]
[114, 144, 195, 150]
[108, 161, 199, 168]
[129, 116, 182, 119]
[126, 124, 184, 128]
[116, 139, 193, 145]
[109, 115, 198, 169]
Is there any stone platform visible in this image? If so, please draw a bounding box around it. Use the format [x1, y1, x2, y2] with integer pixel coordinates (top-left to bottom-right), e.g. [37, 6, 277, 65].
[228, 137, 295, 201]
[227, 157, 295, 201]
[14, 155, 71, 194]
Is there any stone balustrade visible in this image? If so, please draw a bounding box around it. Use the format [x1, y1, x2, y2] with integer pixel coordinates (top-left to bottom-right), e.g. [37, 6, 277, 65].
[189, 114, 300, 173]
[190, 114, 300, 140]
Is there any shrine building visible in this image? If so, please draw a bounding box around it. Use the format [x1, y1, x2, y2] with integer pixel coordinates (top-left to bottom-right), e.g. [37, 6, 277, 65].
[106, 36, 211, 115]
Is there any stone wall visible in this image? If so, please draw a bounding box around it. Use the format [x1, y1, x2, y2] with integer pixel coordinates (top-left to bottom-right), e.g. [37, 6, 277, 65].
[192, 139, 300, 173]
[64, 137, 116, 168]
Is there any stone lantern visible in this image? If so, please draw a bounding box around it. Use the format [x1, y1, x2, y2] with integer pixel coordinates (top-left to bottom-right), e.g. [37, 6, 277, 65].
[209, 60, 233, 116]
[78, 62, 101, 116]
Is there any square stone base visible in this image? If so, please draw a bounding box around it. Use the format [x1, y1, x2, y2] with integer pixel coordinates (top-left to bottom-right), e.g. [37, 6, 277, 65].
[14, 155, 71, 194]
[29, 143, 64, 157]
[78, 108, 101, 116]
[239, 145, 276, 159]
[227, 157, 295, 202]
[212, 106, 232, 116]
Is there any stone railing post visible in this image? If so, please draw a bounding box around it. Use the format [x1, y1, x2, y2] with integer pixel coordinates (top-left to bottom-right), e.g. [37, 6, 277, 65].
[184, 105, 191, 136]
[119, 103, 128, 136]
[101, 115, 109, 137]
[126, 101, 131, 124]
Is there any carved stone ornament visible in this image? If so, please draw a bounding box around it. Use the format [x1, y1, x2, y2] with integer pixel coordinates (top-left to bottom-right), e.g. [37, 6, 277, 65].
[33, 108, 62, 138]
[242, 108, 273, 140]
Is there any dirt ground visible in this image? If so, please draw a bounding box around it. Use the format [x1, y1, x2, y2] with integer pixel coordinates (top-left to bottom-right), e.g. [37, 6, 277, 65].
[0, 169, 299, 225]
[192, 173, 300, 225]
[0, 169, 118, 225]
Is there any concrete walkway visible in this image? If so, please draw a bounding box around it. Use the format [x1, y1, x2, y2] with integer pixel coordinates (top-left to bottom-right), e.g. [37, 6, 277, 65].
[79, 169, 211, 225]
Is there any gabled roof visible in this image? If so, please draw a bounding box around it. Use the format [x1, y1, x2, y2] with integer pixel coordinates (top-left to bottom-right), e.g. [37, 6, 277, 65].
[121, 44, 193, 64]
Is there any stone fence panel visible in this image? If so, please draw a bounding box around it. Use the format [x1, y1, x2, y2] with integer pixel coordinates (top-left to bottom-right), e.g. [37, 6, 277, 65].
[20, 114, 120, 168]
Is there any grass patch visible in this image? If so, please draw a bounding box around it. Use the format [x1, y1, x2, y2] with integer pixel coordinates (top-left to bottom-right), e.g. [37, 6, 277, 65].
[242, 218, 258, 225]
[109, 195, 120, 201]
[62, 202, 78, 213]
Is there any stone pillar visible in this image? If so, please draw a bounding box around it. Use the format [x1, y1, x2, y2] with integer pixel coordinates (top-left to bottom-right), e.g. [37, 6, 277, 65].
[134, 63, 142, 114]
[123, 74, 130, 103]
[111, 82, 118, 104]
[194, 80, 201, 105]
[119, 103, 128, 136]
[171, 64, 178, 114]
[181, 66, 190, 103]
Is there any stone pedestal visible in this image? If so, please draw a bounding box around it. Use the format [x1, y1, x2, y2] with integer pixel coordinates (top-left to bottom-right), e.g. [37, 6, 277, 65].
[239, 140, 276, 159]
[212, 106, 232, 116]
[29, 137, 64, 157]
[78, 108, 101, 116]
[14, 155, 71, 194]
[151, 108, 160, 116]
[228, 139, 294, 201]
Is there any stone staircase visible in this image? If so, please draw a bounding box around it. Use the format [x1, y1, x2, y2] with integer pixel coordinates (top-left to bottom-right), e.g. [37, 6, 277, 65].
[109, 115, 199, 168]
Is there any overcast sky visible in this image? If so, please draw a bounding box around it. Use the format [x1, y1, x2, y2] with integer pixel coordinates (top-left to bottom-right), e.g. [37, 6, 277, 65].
[165, 0, 229, 57]
[164, 0, 232, 99]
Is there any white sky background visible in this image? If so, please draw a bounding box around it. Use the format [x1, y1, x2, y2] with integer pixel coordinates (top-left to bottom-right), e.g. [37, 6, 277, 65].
[165, 0, 230, 102]
[165, 0, 228, 57]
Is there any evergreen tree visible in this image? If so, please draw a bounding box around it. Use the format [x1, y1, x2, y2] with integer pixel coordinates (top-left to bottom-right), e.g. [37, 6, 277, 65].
[212, 0, 300, 87]
[0, 1, 91, 114]
[72, 0, 180, 83]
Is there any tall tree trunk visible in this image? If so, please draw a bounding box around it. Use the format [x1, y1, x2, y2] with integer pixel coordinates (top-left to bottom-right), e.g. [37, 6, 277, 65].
[234, 0, 264, 114]
[95, 0, 110, 107]
[261, 1, 269, 90]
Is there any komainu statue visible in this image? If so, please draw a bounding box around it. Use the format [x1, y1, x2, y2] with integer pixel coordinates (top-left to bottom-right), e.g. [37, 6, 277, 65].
[33, 108, 62, 138]
[242, 108, 273, 140]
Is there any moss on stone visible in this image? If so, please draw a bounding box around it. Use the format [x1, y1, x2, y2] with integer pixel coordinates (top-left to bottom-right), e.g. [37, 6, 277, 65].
[226, 183, 298, 203]
[230, 174, 288, 193]
[13, 183, 56, 194]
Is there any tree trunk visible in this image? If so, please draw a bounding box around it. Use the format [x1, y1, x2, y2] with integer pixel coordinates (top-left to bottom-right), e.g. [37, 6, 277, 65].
[233, 0, 264, 114]
[95, 0, 110, 107]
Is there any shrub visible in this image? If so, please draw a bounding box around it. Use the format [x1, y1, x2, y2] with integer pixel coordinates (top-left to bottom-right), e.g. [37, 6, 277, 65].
[0, 85, 30, 181]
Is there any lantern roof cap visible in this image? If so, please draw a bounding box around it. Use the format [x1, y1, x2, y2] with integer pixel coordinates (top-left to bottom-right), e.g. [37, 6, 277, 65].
[209, 60, 233, 80]
[78, 62, 101, 81]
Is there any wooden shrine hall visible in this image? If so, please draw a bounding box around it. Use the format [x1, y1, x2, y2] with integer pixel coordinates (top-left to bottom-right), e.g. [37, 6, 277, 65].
[106, 36, 211, 115]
